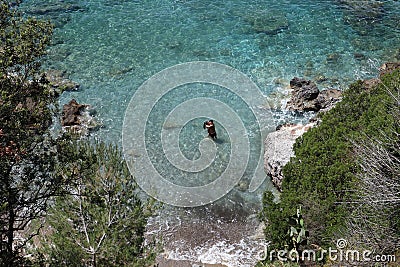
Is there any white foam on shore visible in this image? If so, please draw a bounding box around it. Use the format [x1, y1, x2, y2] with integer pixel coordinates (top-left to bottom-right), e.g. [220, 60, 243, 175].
[165, 238, 268, 267]
[146, 210, 268, 267]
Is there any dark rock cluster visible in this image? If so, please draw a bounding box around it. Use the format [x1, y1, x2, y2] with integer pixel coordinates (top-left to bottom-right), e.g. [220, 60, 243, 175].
[62, 99, 86, 127]
[62, 99, 101, 136]
[286, 77, 342, 112]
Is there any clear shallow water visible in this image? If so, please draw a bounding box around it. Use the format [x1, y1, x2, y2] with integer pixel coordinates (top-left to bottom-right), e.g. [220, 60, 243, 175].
[22, 0, 400, 265]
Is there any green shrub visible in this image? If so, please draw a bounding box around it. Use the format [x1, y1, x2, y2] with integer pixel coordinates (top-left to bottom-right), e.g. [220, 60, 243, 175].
[33, 141, 157, 267]
[261, 70, 400, 255]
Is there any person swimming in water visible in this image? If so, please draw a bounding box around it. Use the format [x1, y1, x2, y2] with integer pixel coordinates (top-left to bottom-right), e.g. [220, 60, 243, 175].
[203, 119, 217, 140]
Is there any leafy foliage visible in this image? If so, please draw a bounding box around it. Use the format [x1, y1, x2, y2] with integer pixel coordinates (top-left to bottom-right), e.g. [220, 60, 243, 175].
[287, 206, 308, 253]
[0, 1, 58, 265]
[0, 2, 156, 265]
[345, 72, 400, 253]
[261, 70, 400, 255]
[34, 141, 156, 267]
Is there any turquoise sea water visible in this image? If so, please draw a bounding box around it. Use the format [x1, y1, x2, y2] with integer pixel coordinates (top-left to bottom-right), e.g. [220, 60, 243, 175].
[24, 0, 400, 139]
[21, 0, 400, 265]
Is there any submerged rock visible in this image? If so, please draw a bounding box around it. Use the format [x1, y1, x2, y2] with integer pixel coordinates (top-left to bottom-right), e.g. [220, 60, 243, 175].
[264, 123, 315, 191]
[338, 0, 385, 35]
[326, 53, 341, 64]
[244, 10, 288, 35]
[62, 99, 101, 136]
[25, 2, 82, 16]
[286, 77, 342, 112]
[353, 52, 366, 60]
[23, 1, 84, 28]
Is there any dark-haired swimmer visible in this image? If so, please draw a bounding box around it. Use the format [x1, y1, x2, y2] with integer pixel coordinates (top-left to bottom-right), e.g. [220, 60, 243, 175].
[203, 119, 217, 140]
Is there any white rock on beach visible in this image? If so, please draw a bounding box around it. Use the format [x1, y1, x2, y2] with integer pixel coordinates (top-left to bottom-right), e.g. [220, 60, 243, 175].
[264, 123, 315, 191]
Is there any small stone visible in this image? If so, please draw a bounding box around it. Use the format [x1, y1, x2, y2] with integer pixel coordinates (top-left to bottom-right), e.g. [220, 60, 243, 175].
[273, 77, 286, 85]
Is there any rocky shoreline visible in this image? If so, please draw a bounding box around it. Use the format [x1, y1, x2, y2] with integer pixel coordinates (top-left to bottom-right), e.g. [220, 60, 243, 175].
[264, 62, 400, 191]
[264, 76, 342, 191]
[44, 69, 101, 136]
